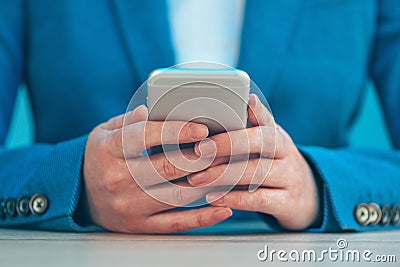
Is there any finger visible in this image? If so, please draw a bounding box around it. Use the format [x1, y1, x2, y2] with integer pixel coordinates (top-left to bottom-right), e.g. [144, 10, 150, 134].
[114, 121, 209, 158]
[129, 105, 149, 124]
[106, 105, 148, 130]
[145, 182, 220, 210]
[143, 206, 232, 234]
[206, 189, 287, 216]
[188, 158, 285, 188]
[247, 94, 274, 127]
[135, 176, 232, 214]
[195, 126, 286, 159]
[128, 148, 230, 187]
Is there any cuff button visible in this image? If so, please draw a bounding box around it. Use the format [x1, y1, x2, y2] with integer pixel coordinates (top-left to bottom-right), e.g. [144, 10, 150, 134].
[367, 203, 382, 225]
[381, 205, 391, 226]
[391, 205, 400, 226]
[355, 203, 369, 226]
[17, 196, 31, 216]
[4, 198, 17, 217]
[29, 194, 48, 215]
[0, 199, 5, 220]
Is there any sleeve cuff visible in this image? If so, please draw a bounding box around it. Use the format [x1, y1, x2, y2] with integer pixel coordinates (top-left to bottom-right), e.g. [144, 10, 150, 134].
[298, 146, 342, 232]
[0, 136, 105, 232]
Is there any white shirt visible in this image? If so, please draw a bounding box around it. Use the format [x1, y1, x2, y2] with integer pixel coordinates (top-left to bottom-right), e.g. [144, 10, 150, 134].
[168, 0, 245, 67]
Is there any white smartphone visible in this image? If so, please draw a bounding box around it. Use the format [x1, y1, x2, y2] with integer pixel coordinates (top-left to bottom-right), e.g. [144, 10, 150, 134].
[147, 68, 250, 136]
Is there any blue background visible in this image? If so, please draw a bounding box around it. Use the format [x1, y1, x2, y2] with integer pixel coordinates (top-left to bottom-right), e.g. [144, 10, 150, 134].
[5, 84, 392, 149]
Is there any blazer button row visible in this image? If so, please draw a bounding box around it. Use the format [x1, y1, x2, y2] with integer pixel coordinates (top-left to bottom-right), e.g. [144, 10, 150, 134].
[0, 194, 49, 219]
[355, 203, 400, 226]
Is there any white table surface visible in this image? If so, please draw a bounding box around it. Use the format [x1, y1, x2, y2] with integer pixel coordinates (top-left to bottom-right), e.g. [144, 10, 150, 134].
[0, 229, 399, 267]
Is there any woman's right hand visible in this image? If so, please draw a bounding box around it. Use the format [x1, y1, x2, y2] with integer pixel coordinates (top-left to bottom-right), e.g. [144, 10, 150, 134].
[82, 105, 232, 233]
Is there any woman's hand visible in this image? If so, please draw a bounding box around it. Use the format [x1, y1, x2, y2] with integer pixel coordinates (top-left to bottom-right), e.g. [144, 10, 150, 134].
[188, 94, 321, 230]
[83, 105, 232, 233]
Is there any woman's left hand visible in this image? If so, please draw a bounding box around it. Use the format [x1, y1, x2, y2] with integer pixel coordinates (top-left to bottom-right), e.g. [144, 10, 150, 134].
[188, 94, 321, 230]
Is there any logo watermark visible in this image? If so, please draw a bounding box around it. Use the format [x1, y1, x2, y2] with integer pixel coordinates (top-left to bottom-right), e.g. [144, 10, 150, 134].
[257, 238, 397, 263]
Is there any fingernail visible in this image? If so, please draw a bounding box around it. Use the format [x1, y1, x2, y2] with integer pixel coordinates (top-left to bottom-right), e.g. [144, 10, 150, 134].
[189, 124, 208, 140]
[196, 138, 216, 157]
[214, 208, 232, 220]
[249, 94, 257, 107]
[188, 172, 209, 186]
[206, 193, 224, 205]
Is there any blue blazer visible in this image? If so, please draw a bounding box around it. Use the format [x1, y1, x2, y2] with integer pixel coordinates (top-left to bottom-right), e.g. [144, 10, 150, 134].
[0, 0, 399, 233]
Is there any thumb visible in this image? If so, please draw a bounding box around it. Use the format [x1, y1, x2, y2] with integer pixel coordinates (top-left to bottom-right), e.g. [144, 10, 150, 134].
[247, 94, 274, 127]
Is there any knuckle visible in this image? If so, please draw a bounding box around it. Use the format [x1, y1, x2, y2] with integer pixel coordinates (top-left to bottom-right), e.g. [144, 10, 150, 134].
[258, 125, 269, 137]
[104, 179, 119, 194]
[257, 159, 269, 182]
[172, 187, 185, 205]
[102, 130, 121, 157]
[159, 121, 180, 143]
[179, 123, 192, 140]
[202, 168, 213, 182]
[130, 122, 146, 145]
[258, 192, 271, 209]
[275, 126, 292, 148]
[170, 221, 184, 233]
[103, 173, 123, 194]
[161, 157, 179, 178]
[105, 117, 117, 128]
[276, 124, 289, 139]
[274, 129, 284, 152]
[99, 133, 112, 152]
[275, 124, 283, 132]
[236, 193, 245, 209]
[124, 121, 145, 148]
[260, 126, 274, 143]
[195, 213, 207, 228]
[250, 127, 264, 148]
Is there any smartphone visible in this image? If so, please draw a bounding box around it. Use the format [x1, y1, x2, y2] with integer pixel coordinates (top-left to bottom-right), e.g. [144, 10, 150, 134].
[147, 68, 250, 136]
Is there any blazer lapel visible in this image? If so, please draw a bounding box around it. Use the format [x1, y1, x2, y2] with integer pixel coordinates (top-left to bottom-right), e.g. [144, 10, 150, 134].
[110, 0, 174, 83]
[110, 0, 303, 92]
[238, 1, 304, 96]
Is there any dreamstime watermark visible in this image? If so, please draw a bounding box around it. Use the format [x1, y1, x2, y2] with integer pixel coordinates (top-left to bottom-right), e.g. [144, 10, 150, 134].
[257, 238, 397, 263]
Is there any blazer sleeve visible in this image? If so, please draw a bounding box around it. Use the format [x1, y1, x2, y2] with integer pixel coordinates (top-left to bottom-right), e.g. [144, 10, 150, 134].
[300, 0, 400, 232]
[0, 0, 101, 232]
